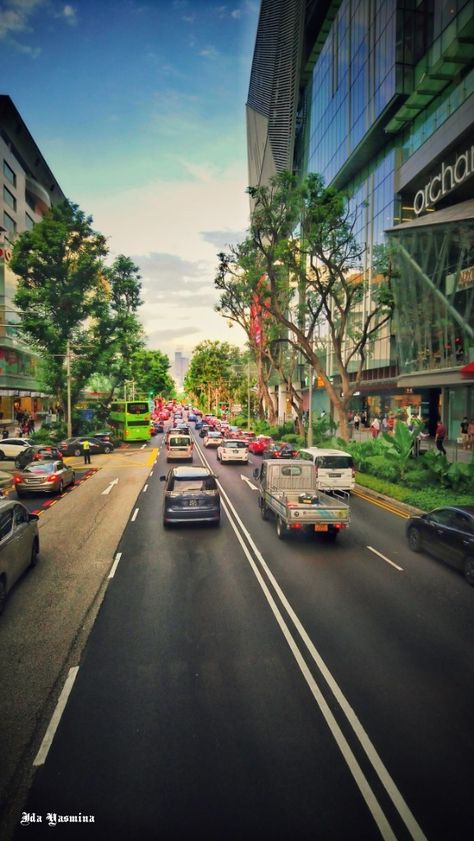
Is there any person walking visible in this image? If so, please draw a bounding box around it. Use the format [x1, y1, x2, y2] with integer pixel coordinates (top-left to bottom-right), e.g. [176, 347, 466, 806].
[2, 428, 8, 440]
[460, 416, 469, 450]
[370, 416, 381, 438]
[435, 418, 447, 455]
[353, 412, 361, 432]
[82, 438, 91, 465]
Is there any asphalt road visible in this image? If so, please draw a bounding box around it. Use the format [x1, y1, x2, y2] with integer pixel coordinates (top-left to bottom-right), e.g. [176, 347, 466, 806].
[6, 429, 474, 841]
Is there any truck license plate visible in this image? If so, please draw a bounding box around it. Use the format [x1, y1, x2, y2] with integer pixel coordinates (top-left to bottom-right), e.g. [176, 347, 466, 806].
[329, 472, 341, 477]
[314, 524, 328, 532]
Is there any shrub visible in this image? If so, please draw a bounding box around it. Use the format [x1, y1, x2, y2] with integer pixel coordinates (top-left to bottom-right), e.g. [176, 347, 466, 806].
[355, 472, 473, 511]
[363, 455, 399, 482]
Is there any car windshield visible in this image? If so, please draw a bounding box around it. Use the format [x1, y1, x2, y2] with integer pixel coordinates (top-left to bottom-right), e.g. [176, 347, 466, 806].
[24, 462, 57, 474]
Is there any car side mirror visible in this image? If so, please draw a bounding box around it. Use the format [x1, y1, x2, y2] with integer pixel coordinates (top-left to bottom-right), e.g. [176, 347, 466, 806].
[29, 513, 39, 521]
[253, 468, 259, 479]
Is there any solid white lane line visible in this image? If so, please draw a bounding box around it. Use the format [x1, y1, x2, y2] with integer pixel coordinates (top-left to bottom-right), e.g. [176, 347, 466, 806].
[196, 440, 427, 841]
[143, 484, 148, 493]
[131, 508, 139, 522]
[368, 546, 404, 572]
[220, 499, 397, 841]
[108, 552, 122, 579]
[33, 667, 79, 766]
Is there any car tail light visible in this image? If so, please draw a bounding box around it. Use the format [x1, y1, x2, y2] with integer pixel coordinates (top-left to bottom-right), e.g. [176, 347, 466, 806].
[47, 474, 59, 482]
[13, 475, 21, 483]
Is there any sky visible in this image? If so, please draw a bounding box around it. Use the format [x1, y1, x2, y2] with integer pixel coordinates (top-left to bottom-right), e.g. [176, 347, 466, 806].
[0, 0, 260, 361]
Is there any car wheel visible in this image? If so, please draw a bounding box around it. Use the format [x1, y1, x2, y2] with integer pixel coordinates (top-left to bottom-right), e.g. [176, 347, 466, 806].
[104, 446, 112, 454]
[407, 526, 422, 552]
[464, 556, 474, 586]
[0, 451, 4, 460]
[163, 519, 171, 529]
[74, 448, 81, 456]
[57, 481, 64, 495]
[260, 501, 269, 521]
[0, 578, 6, 615]
[324, 529, 338, 542]
[276, 517, 287, 540]
[70, 472, 76, 486]
[30, 539, 39, 568]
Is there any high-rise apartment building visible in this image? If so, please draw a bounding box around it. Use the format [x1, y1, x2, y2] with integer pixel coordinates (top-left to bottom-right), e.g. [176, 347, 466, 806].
[0, 95, 65, 426]
[247, 0, 473, 435]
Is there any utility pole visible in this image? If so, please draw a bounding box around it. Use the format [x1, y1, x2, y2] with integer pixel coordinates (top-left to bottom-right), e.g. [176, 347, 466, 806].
[307, 367, 313, 447]
[247, 357, 251, 428]
[66, 339, 72, 438]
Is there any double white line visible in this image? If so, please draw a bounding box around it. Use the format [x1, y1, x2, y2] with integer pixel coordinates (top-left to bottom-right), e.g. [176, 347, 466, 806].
[195, 439, 427, 841]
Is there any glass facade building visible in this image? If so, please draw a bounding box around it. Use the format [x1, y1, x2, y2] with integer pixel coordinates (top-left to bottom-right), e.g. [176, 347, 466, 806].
[249, 0, 474, 435]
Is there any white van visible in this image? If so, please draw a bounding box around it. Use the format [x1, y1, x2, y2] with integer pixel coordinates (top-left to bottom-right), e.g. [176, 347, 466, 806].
[166, 434, 193, 462]
[297, 448, 355, 492]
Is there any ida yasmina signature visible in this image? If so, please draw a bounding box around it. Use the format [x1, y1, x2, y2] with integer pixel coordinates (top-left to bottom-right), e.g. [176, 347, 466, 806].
[20, 813, 95, 827]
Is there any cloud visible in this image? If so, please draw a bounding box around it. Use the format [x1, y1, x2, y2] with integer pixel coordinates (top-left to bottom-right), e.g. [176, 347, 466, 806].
[59, 4, 77, 25]
[0, 0, 44, 40]
[201, 229, 247, 250]
[198, 46, 219, 59]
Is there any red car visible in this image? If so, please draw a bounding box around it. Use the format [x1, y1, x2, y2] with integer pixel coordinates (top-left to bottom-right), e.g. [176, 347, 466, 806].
[248, 435, 273, 455]
[262, 441, 298, 459]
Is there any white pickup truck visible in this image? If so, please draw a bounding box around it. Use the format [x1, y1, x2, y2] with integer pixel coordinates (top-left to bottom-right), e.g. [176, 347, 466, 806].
[253, 459, 350, 540]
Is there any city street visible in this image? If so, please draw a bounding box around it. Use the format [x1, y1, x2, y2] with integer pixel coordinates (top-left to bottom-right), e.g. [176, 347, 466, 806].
[1, 428, 473, 840]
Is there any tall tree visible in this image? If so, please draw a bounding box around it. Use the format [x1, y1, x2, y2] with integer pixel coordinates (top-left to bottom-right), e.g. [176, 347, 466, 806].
[184, 340, 244, 412]
[216, 172, 395, 440]
[10, 200, 108, 411]
[130, 349, 175, 398]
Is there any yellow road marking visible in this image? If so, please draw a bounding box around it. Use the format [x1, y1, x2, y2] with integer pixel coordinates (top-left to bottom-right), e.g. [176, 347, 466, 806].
[352, 489, 410, 519]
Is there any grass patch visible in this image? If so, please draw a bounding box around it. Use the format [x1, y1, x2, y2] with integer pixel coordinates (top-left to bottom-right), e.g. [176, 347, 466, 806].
[356, 472, 474, 511]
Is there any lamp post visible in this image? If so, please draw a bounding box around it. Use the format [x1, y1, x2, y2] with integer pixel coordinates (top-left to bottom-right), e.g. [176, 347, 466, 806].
[307, 367, 313, 447]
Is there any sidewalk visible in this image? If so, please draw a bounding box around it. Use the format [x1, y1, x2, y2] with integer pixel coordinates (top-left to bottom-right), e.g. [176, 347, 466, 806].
[348, 427, 472, 464]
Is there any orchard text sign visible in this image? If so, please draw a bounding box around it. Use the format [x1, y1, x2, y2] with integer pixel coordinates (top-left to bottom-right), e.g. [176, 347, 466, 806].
[413, 145, 474, 216]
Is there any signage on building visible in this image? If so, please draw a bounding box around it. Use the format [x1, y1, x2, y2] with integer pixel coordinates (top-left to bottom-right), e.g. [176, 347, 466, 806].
[458, 266, 474, 292]
[413, 145, 474, 216]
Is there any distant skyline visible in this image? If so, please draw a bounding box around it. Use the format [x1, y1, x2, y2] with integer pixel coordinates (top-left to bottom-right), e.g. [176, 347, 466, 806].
[1, 0, 259, 359]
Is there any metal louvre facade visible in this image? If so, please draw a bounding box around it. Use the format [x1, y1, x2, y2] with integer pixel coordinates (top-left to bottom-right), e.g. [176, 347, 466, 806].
[246, 0, 305, 188]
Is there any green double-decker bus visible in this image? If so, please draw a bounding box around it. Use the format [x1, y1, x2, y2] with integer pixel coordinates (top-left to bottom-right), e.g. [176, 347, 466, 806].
[108, 401, 151, 442]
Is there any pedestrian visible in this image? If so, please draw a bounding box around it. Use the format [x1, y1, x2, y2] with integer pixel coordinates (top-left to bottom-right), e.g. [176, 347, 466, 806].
[82, 438, 91, 464]
[370, 416, 381, 438]
[1, 428, 8, 439]
[28, 417, 35, 434]
[468, 418, 474, 451]
[382, 415, 389, 432]
[361, 410, 368, 428]
[435, 418, 447, 455]
[353, 413, 360, 431]
[460, 416, 469, 450]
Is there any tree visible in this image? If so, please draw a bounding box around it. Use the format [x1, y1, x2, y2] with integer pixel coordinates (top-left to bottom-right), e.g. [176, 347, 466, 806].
[10, 200, 107, 408]
[130, 349, 175, 398]
[184, 340, 244, 412]
[10, 205, 145, 412]
[216, 172, 395, 440]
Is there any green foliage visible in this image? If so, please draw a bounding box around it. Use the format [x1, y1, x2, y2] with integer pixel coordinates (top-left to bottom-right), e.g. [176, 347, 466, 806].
[355, 472, 473, 511]
[30, 421, 67, 443]
[378, 422, 419, 478]
[130, 349, 174, 399]
[185, 340, 244, 409]
[363, 455, 399, 483]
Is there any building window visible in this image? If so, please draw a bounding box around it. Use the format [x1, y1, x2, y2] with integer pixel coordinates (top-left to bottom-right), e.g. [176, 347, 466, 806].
[3, 185, 16, 211]
[25, 212, 34, 230]
[3, 211, 16, 234]
[3, 160, 16, 187]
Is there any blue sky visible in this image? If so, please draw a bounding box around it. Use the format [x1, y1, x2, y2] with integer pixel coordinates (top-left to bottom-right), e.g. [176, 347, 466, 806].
[1, 0, 259, 357]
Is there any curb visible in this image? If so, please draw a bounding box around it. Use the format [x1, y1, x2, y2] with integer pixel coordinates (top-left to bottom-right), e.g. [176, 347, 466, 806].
[354, 483, 424, 517]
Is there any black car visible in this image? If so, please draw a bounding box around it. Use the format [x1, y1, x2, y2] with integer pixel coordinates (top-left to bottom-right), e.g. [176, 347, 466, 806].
[160, 466, 220, 527]
[262, 442, 298, 459]
[406, 505, 474, 585]
[14, 444, 62, 469]
[90, 430, 121, 447]
[57, 436, 114, 456]
[199, 424, 210, 438]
